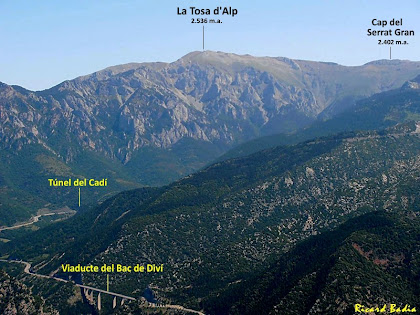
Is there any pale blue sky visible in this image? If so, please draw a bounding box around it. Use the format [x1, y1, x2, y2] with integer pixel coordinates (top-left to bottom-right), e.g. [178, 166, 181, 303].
[0, 0, 419, 90]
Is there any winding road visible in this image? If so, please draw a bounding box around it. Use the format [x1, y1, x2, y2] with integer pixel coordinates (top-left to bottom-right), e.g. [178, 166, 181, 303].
[0, 211, 74, 232]
[0, 259, 205, 314]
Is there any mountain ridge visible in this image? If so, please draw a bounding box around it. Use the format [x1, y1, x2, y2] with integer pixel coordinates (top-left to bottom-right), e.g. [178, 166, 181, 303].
[1, 51, 420, 313]
[3, 120, 419, 312]
[218, 75, 420, 161]
[1, 50, 420, 227]
[3, 51, 420, 92]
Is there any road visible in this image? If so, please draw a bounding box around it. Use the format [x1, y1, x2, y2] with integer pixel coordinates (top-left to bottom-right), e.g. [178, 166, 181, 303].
[77, 284, 136, 301]
[151, 303, 206, 315]
[0, 259, 67, 282]
[0, 259, 133, 298]
[0, 211, 74, 231]
[0, 259, 205, 314]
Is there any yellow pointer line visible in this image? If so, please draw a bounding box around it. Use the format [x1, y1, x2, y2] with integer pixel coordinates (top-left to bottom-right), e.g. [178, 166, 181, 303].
[78, 188, 81, 207]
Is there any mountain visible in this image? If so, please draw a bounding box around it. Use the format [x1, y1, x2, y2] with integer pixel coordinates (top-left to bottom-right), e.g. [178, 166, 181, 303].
[3, 120, 419, 313]
[219, 74, 420, 161]
[3, 53, 420, 155]
[2, 52, 420, 227]
[204, 210, 420, 314]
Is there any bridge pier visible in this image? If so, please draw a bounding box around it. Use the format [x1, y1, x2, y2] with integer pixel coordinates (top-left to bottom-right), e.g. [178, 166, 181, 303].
[83, 288, 94, 304]
[78, 284, 135, 311]
[97, 293, 101, 311]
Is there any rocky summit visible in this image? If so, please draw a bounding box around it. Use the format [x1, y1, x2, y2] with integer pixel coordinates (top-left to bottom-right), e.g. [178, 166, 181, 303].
[2, 52, 420, 163]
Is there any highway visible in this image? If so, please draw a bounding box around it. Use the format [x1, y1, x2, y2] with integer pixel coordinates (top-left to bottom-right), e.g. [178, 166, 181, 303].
[151, 303, 206, 315]
[0, 259, 134, 299]
[0, 259, 205, 314]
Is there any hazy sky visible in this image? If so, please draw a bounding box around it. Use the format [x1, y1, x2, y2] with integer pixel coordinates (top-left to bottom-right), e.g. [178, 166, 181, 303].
[0, 0, 419, 90]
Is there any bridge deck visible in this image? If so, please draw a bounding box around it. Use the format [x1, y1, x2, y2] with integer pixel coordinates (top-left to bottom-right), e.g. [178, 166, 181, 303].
[77, 284, 136, 300]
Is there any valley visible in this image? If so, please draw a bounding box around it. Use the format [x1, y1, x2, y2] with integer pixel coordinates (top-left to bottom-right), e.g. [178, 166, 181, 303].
[1, 51, 420, 314]
[1, 51, 420, 229]
[0, 210, 74, 232]
[2, 120, 419, 313]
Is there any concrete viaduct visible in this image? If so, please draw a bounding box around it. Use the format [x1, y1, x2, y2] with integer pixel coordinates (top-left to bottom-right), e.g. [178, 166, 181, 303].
[0, 259, 135, 311]
[0, 259, 204, 314]
[78, 284, 135, 311]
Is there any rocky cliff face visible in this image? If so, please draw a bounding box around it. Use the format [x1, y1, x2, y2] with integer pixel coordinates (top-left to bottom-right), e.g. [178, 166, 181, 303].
[2, 52, 420, 164]
[1, 52, 420, 226]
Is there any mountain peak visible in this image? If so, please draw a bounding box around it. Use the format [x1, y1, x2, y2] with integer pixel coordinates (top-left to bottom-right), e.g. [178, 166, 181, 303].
[176, 50, 261, 65]
[364, 59, 408, 66]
